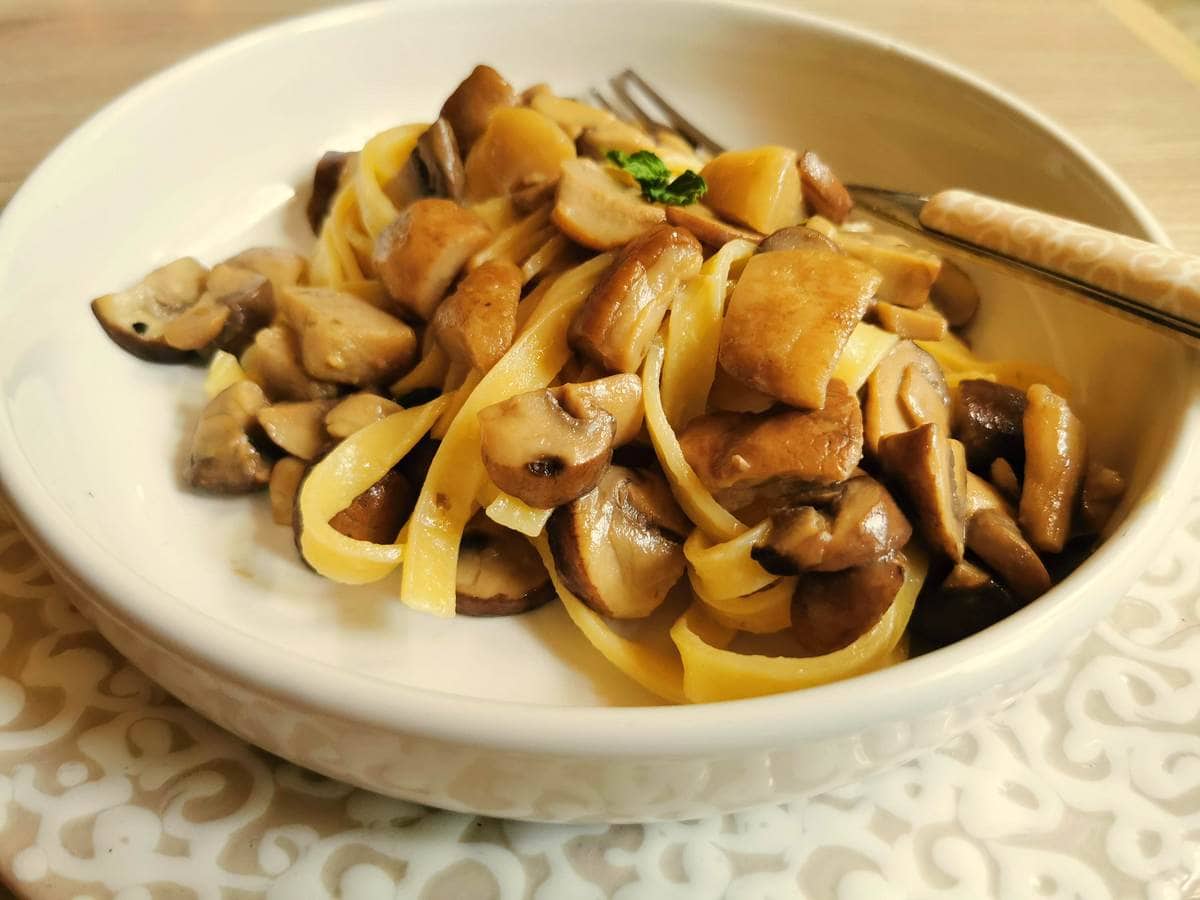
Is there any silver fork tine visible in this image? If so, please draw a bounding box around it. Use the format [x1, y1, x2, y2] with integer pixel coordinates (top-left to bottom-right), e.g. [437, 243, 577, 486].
[616, 69, 727, 156]
[607, 75, 668, 136]
[588, 89, 619, 116]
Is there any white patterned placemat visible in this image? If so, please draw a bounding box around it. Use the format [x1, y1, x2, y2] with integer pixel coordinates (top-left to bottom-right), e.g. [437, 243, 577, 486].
[0, 490, 1197, 900]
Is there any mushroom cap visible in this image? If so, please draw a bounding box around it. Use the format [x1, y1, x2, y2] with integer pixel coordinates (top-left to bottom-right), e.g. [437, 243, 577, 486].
[791, 557, 905, 656]
[799, 149, 854, 224]
[953, 378, 1027, 470]
[877, 422, 966, 561]
[439, 64, 517, 154]
[455, 516, 554, 616]
[184, 380, 273, 493]
[91, 257, 209, 362]
[864, 340, 950, 455]
[553, 158, 667, 251]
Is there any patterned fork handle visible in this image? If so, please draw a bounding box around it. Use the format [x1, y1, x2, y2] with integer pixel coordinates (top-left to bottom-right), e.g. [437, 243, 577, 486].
[919, 189, 1200, 334]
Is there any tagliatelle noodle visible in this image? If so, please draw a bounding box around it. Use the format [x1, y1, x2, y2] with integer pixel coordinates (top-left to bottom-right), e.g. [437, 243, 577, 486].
[389, 344, 450, 398]
[400, 253, 614, 617]
[485, 490, 554, 536]
[683, 522, 775, 601]
[469, 205, 553, 270]
[917, 335, 1072, 396]
[296, 396, 450, 584]
[310, 186, 367, 287]
[661, 238, 757, 428]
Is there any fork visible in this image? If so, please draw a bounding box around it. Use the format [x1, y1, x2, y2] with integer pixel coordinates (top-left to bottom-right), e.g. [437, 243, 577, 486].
[595, 69, 1200, 340]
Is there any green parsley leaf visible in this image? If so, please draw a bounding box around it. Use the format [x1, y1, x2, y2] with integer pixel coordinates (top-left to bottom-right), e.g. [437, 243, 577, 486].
[605, 149, 707, 206]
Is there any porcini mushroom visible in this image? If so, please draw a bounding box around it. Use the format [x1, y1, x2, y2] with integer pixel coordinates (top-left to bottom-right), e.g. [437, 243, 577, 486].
[327, 469, 414, 544]
[664, 204, 763, 249]
[162, 263, 274, 356]
[863, 340, 951, 454]
[307, 150, 352, 233]
[324, 393, 402, 439]
[837, 232, 942, 309]
[756, 225, 840, 255]
[91, 257, 210, 361]
[552, 158, 666, 251]
[184, 380, 273, 492]
[240, 324, 340, 402]
[415, 117, 467, 202]
[877, 422, 966, 560]
[953, 379, 1027, 470]
[798, 150, 853, 224]
[439, 64, 517, 154]
[551, 373, 643, 446]
[431, 259, 521, 372]
[1019, 384, 1087, 553]
[456, 515, 554, 616]
[257, 398, 338, 461]
[791, 558, 905, 656]
[909, 560, 1022, 649]
[966, 507, 1052, 601]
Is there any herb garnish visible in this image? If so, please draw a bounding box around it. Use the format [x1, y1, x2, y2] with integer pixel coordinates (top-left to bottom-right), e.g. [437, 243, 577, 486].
[605, 149, 707, 206]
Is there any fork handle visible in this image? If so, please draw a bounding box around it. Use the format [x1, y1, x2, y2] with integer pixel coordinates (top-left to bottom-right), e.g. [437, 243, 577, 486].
[918, 189, 1200, 328]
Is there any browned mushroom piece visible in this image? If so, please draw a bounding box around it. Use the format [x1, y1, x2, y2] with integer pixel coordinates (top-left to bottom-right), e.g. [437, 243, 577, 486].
[1019, 384, 1087, 553]
[257, 398, 338, 461]
[677, 379, 863, 508]
[1078, 463, 1126, 534]
[477, 387, 616, 508]
[160, 297, 229, 353]
[863, 340, 951, 454]
[717, 245, 880, 409]
[966, 508, 1052, 601]
[439, 64, 517, 154]
[755, 475, 912, 574]
[665, 204, 764, 249]
[569, 223, 703, 372]
[953, 378, 1027, 470]
[964, 470, 1014, 519]
[324, 392, 403, 439]
[223, 247, 308, 298]
[873, 301, 948, 341]
[414, 117, 467, 202]
[456, 515, 554, 616]
[909, 560, 1023, 649]
[431, 259, 521, 372]
[990, 457, 1021, 501]
[91, 257, 210, 361]
[929, 258, 980, 327]
[798, 150, 853, 224]
[373, 198, 493, 321]
[307, 150, 352, 233]
[163, 263, 275, 356]
[791, 557, 905, 656]
[184, 380, 273, 493]
[837, 232, 942, 309]
[756, 225, 840, 255]
[576, 119, 657, 159]
[269, 456, 307, 526]
[240, 324, 340, 402]
[552, 373, 643, 446]
[877, 422, 966, 561]
[325, 468, 415, 544]
[552, 158, 667, 251]
[547, 466, 689, 619]
[510, 176, 560, 213]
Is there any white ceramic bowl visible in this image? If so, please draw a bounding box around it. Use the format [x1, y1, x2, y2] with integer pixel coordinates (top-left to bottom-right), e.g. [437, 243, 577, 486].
[0, 0, 1196, 823]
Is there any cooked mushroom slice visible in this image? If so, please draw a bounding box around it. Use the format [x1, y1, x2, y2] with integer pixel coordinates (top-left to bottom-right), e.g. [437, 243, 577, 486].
[700, 145, 803, 233]
[456, 515, 554, 616]
[257, 398, 338, 461]
[576, 119, 657, 159]
[873, 301, 948, 341]
[160, 297, 229, 353]
[463, 107, 576, 202]
[909, 560, 1023, 649]
[307, 150, 352, 233]
[863, 340, 951, 454]
[1078, 463, 1126, 534]
[718, 246, 880, 409]
[184, 380, 273, 493]
[966, 508, 1052, 601]
[373, 198, 493, 320]
[280, 287, 418, 386]
[223, 247, 307, 298]
[964, 470, 1014, 519]
[798, 150, 853, 224]
[552, 373, 643, 446]
[953, 378, 1027, 470]
[328, 469, 415, 544]
[791, 558, 905, 656]
[431, 259, 521, 372]
[510, 176, 559, 214]
[413, 117, 466, 202]
[878, 422, 965, 560]
[678, 379, 863, 503]
[929, 258, 980, 327]
[439, 64, 517, 154]
[665, 204, 764, 249]
[240, 324, 339, 402]
[547, 466, 689, 619]
[526, 88, 615, 140]
[1019, 384, 1087, 553]
[478, 388, 616, 508]
[269, 456, 307, 526]
[91, 257, 209, 361]
[990, 457, 1021, 501]
[552, 158, 667, 251]
[570, 223, 702, 372]
[164, 263, 275, 356]
[837, 232, 942, 308]
[756, 225, 840, 255]
[325, 392, 402, 439]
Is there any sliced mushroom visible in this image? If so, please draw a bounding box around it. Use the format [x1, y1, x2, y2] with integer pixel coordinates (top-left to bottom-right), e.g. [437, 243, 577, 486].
[163, 263, 275, 356]
[678, 378, 863, 502]
[929, 258, 980, 327]
[569, 223, 702, 372]
[953, 379, 1027, 470]
[160, 297, 229, 353]
[463, 107, 576, 202]
[665, 204, 764, 249]
[966, 507, 1052, 601]
[439, 64, 517, 154]
[328, 469, 415, 544]
[240, 324, 340, 402]
[527, 89, 615, 140]
[798, 150, 853, 224]
[837, 232, 942, 309]
[269, 456, 307, 526]
[990, 457, 1021, 501]
[1078, 462, 1126, 534]
[511, 176, 560, 214]
[791, 557, 904, 656]
[280, 287, 419, 386]
[257, 398, 338, 461]
[700, 145, 803, 234]
[373, 198, 493, 320]
[576, 119, 657, 159]
[1019, 384, 1087, 553]
[325, 392, 402, 439]
[552, 373, 643, 446]
[307, 150, 352, 233]
[478, 387, 616, 508]
[863, 340, 951, 454]
[552, 158, 666, 251]
[755, 475, 912, 574]
[718, 246, 880, 409]
[909, 560, 1022, 649]
[547, 466, 689, 619]
[456, 515, 554, 616]
[964, 470, 1014, 519]
[223, 247, 308, 298]
[431, 259, 521, 372]
[91, 257, 209, 361]
[415, 117, 466, 202]
[877, 422, 965, 561]
[184, 380, 273, 492]
[756, 225, 840, 255]
[873, 301, 948, 341]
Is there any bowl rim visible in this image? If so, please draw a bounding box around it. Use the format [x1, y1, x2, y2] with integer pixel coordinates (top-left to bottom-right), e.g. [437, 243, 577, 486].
[1, 0, 1197, 758]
